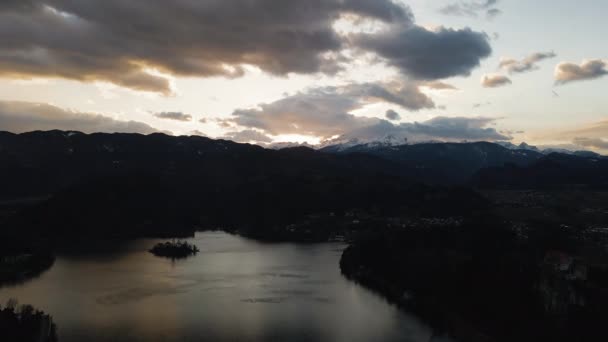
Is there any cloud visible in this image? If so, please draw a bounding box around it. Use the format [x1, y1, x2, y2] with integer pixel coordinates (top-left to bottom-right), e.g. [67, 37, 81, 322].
[539, 120, 608, 154]
[188, 130, 207, 137]
[481, 74, 511, 88]
[228, 82, 434, 138]
[329, 116, 510, 144]
[486, 8, 502, 19]
[223, 130, 272, 144]
[572, 137, 608, 150]
[0, 101, 159, 134]
[421, 81, 458, 90]
[558, 120, 608, 139]
[385, 109, 401, 121]
[222, 115, 509, 146]
[0, 1, 493, 92]
[342, 82, 435, 110]
[439, 0, 501, 19]
[154, 112, 192, 122]
[229, 89, 378, 138]
[354, 25, 492, 80]
[499, 52, 557, 74]
[500, 129, 525, 135]
[473, 102, 491, 108]
[555, 60, 608, 85]
[222, 83, 508, 144]
[0, 0, 413, 93]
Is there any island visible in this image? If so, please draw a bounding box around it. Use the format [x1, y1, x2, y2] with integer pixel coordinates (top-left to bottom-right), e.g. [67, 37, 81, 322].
[149, 241, 199, 259]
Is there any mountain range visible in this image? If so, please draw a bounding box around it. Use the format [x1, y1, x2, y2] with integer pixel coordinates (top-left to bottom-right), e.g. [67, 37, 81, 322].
[1, 130, 606, 238]
[1, 130, 606, 196]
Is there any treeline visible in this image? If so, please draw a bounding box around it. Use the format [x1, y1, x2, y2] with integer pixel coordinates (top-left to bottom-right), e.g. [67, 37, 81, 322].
[472, 153, 608, 189]
[0, 236, 55, 286]
[0, 300, 58, 342]
[340, 216, 608, 342]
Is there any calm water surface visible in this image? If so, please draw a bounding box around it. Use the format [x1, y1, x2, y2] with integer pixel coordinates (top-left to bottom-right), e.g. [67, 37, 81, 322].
[0, 232, 445, 342]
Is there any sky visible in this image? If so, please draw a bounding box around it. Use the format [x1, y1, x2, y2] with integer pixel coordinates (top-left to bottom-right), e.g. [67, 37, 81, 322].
[0, 0, 606, 153]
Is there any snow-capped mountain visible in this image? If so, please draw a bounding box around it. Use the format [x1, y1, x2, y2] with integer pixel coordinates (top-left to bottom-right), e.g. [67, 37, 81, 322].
[267, 141, 316, 150]
[495, 141, 541, 152]
[318, 134, 412, 152]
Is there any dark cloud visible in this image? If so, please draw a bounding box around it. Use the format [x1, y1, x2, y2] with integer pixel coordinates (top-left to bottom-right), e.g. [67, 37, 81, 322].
[0, 1, 492, 92]
[482, 74, 511, 88]
[154, 112, 192, 122]
[223, 130, 273, 144]
[0, 0, 411, 93]
[486, 8, 502, 19]
[0, 101, 159, 134]
[555, 60, 608, 85]
[355, 26, 492, 80]
[228, 82, 434, 138]
[0, 0, 38, 11]
[499, 52, 556, 74]
[385, 109, 401, 121]
[439, 0, 501, 18]
[343, 82, 435, 110]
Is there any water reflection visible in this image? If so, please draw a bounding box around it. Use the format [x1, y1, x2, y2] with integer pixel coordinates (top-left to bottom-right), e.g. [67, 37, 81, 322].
[0, 232, 444, 342]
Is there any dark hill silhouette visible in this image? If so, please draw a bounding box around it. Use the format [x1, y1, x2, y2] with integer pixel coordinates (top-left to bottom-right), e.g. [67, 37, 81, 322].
[0, 130, 410, 199]
[321, 141, 544, 184]
[472, 153, 608, 189]
[1, 130, 606, 238]
[5, 130, 605, 197]
[1, 130, 418, 238]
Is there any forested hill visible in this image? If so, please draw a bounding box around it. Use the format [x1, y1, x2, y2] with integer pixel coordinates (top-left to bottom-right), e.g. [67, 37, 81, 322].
[4, 130, 603, 197]
[1, 130, 606, 238]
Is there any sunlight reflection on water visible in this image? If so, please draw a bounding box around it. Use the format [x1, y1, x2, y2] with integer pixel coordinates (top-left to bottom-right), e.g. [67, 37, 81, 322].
[0, 231, 446, 342]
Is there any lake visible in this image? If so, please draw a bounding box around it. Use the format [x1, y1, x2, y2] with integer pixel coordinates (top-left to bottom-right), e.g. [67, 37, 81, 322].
[0, 231, 446, 342]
